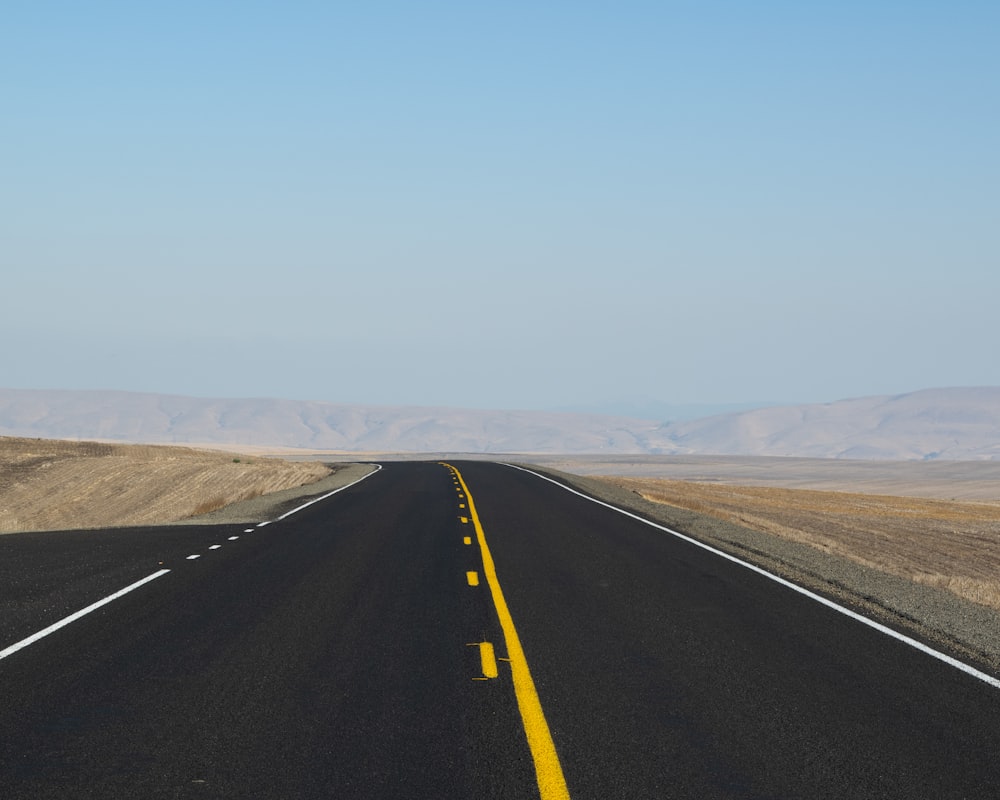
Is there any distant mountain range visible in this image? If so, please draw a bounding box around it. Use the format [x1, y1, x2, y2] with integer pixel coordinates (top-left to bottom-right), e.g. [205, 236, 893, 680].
[1, 387, 998, 460]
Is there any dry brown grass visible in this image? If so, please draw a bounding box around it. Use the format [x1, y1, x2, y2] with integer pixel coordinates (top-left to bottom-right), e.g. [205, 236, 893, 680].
[189, 495, 235, 517]
[597, 476, 1000, 612]
[0, 437, 331, 533]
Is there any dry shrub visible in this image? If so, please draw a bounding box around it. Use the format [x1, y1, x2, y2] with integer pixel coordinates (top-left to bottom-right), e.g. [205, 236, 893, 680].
[189, 496, 231, 516]
[912, 575, 1000, 610]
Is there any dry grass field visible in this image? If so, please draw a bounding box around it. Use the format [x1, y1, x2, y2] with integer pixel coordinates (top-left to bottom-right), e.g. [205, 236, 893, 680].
[0, 437, 331, 533]
[598, 476, 1000, 612]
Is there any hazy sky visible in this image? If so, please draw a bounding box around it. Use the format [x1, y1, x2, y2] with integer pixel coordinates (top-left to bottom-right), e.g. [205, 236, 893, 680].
[4, 2, 998, 412]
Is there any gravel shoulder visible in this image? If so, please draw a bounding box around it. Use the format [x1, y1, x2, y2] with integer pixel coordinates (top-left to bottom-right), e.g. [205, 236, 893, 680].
[521, 464, 1000, 674]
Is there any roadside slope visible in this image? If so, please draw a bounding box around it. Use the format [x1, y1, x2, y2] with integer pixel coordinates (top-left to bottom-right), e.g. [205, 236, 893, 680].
[0, 437, 335, 533]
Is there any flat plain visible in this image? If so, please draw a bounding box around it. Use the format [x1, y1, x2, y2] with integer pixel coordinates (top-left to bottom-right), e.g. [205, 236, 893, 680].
[530, 453, 1000, 501]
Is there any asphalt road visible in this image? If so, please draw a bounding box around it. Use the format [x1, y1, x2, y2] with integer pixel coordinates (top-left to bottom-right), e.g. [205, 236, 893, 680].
[2, 460, 1000, 798]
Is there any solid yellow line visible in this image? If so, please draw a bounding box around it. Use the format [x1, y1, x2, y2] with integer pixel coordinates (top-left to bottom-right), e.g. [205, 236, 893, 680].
[466, 570, 480, 586]
[447, 464, 571, 800]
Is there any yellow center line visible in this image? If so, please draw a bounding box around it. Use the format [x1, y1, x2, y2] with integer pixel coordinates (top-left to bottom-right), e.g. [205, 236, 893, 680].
[445, 463, 571, 800]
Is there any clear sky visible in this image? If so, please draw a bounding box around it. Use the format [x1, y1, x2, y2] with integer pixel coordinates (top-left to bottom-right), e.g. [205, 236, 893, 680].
[4, 1, 998, 413]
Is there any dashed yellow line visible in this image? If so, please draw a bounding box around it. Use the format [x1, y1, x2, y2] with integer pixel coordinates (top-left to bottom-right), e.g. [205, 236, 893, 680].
[445, 463, 571, 800]
[471, 640, 499, 679]
[466, 570, 480, 586]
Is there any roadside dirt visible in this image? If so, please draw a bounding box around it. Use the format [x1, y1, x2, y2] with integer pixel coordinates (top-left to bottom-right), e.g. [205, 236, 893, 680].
[600, 478, 1000, 612]
[0, 437, 333, 533]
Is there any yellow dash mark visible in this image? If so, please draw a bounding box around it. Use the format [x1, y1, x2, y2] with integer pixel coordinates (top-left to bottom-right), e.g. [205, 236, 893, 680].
[466, 571, 480, 586]
[466, 642, 499, 680]
[460, 516, 469, 524]
[463, 536, 472, 545]
[445, 464, 571, 800]
[478, 641, 498, 678]
[459, 503, 466, 509]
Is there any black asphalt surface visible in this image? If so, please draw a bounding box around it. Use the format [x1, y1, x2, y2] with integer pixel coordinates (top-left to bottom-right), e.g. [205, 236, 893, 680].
[2, 460, 1000, 798]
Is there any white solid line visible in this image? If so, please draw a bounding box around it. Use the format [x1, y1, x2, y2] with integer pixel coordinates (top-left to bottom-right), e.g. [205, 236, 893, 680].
[275, 464, 383, 521]
[0, 569, 171, 661]
[504, 463, 1000, 691]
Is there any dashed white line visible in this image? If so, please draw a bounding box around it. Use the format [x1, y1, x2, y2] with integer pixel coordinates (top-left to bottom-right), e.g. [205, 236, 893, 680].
[0, 465, 386, 664]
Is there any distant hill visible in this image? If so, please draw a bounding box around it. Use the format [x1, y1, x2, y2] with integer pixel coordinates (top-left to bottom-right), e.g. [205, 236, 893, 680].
[0, 389, 664, 454]
[1, 387, 998, 460]
[663, 387, 1000, 461]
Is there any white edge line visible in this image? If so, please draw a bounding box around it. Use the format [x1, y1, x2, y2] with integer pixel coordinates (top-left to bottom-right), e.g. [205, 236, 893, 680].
[504, 463, 1000, 691]
[275, 463, 383, 521]
[0, 569, 171, 661]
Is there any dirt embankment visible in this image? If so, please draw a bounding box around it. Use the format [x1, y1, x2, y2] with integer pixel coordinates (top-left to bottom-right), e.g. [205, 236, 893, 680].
[0, 437, 334, 533]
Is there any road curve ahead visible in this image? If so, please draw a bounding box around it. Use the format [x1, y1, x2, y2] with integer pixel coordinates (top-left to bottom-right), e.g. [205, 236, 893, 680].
[1, 460, 1000, 798]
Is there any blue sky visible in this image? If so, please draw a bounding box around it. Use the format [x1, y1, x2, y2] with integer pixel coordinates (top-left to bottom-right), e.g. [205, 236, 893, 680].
[3, 1, 998, 413]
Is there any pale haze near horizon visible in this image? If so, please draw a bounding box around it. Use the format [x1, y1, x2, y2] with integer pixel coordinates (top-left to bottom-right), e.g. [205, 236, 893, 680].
[3, 2, 997, 415]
